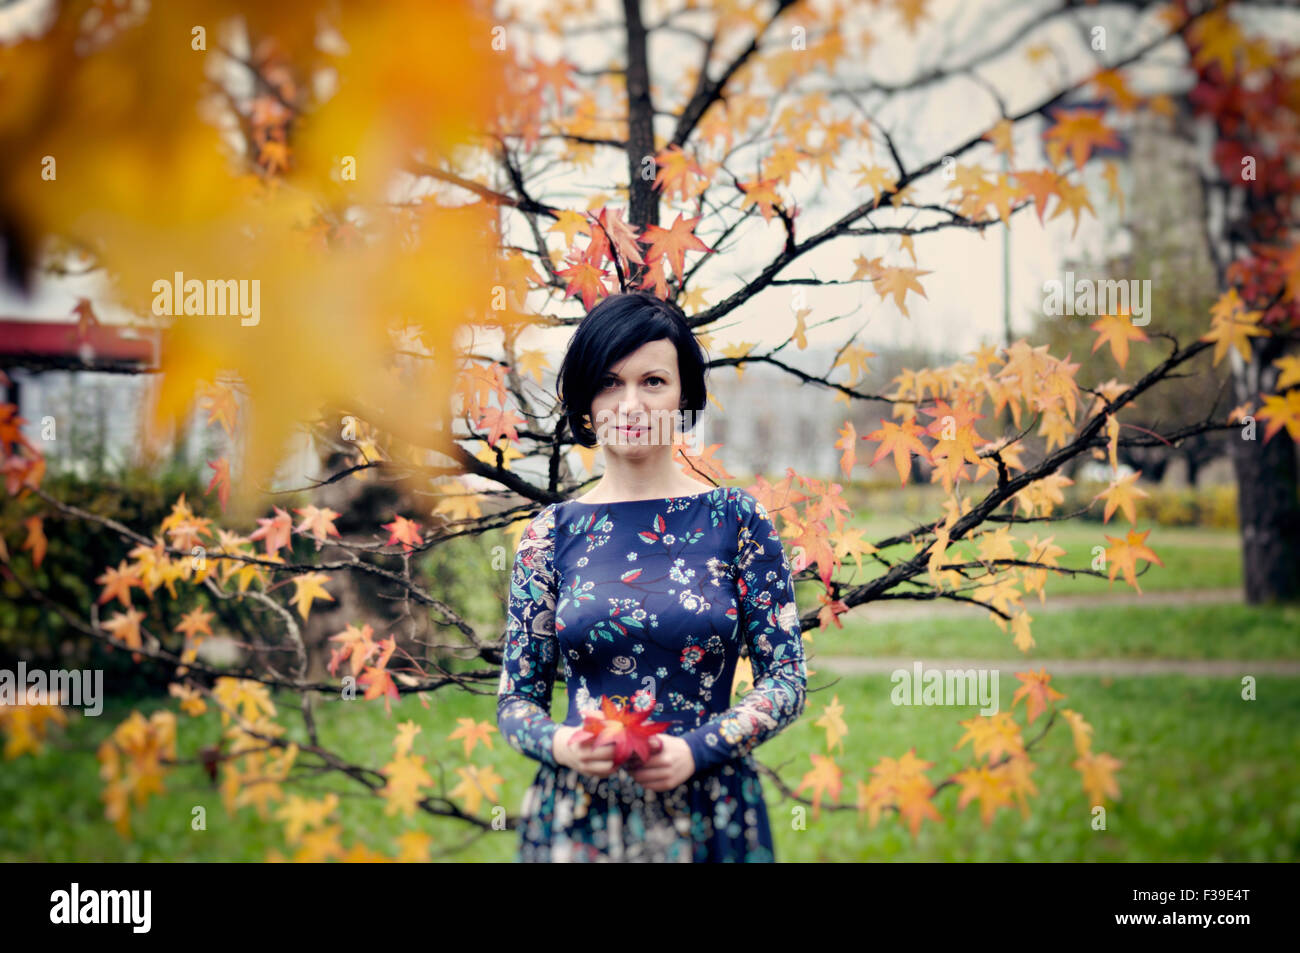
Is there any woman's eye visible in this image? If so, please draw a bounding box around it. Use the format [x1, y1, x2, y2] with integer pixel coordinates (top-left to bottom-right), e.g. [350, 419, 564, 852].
[600, 376, 662, 388]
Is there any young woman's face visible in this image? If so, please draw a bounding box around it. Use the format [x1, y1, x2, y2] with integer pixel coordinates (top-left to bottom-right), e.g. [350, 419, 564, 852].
[588, 338, 684, 453]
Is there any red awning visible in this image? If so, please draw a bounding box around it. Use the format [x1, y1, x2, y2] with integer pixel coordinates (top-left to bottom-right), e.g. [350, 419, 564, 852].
[0, 318, 161, 371]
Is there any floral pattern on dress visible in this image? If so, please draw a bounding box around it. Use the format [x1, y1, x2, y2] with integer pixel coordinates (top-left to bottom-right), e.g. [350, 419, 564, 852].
[496, 485, 807, 862]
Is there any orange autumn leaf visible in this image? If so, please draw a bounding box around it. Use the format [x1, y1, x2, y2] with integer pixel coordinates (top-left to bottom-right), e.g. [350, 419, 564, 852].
[853, 163, 898, 205]
[294, 505, 342, 544]
[359, 666, 400, 714]
[547, 209, 590, 247]
[871, 265, 931, 317]
[175, 606, 215, 641]
[955, 711, 1026, 762]
[102, 607, 148, 662]
[795, 752, 843, 820]
[857, 748, 942, 839]
[1273, 355, 1300, 390]
[1012, 168, 1064, 223]
[197, 381, 240, 439]
[1187, 8, 1244, 79]
[1089, 312, 1149, 368]
[358, 637, 400, 713]
[96, 560, 143, 609]
[1048, 177, 1096, 236]
[895, 773, 944, 838]
[448, 763, 503, 814]
[1103, 528, 1165, 593]
[1060, 708, 1095, 757]
[816, 591, 849, 629]
[327, 622, 379, 678]
[982, 118, 1015, 162]
[813, 696, 849, 753]
[641, 212, 713, 280]
[1094, 470, 1149, 525]
[737, 176, 783, 222]
[973, 172, 1020, 224]
[21, 515, 46, 568]
[953, 764, 1015, 826]
[653, 144, 707, 202]
[833, 420, 857, 477]
[448, 717, 496, 758]
[862, 418, 932, 484]
[1011, 668, 1066, 725]
[1201, 288, 1266, 366]
[1044, 108, 1120, 169]
[1256, 391, 1300, 443]
[1074, 750, 1123, 805]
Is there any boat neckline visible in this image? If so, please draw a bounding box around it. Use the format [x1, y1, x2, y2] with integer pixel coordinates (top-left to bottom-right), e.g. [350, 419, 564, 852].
[564, 485, 726, 506]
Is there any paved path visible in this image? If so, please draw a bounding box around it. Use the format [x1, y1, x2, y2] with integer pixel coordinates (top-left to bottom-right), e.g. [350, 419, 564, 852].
[842, 587, 1245, 621]
[813, 655, 1300, 677]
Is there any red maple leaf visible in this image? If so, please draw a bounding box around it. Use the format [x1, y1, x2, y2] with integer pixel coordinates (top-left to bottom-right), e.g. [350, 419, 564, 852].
[570, 694, 670, 767]
[206, 456, 232, 511]
[557, 256, 609, 310]
[382, 515, 424, 553]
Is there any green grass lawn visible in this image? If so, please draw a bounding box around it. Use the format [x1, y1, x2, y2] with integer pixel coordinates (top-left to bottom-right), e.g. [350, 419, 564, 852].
[768, 671, 1299, 861]
[808, 602, 1300, 660]
[3, 624, 1296, 861]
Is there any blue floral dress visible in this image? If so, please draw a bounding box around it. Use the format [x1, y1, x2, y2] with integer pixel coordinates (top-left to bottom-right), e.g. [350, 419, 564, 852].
[496, 485, 808, 862]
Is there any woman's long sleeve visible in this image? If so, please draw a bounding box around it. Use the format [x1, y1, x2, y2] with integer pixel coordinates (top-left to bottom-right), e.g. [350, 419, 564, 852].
[680, 496, 808, 775]
[496, 504, 563, 769]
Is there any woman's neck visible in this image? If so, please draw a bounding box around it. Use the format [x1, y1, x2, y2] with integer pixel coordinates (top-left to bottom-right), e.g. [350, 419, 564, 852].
[579, 450, 708, 503]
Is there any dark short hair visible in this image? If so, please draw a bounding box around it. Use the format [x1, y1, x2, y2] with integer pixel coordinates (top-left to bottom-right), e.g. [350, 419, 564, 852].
[556, 291, 709, 448]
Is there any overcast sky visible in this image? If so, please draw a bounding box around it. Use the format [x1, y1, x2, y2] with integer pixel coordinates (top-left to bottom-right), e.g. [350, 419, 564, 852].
[8, 0, 1274, 368]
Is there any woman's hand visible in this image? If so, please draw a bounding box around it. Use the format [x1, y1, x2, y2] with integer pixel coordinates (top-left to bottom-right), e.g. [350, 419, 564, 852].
[552, 724, 619, 778]
[627, 735, 695, 792]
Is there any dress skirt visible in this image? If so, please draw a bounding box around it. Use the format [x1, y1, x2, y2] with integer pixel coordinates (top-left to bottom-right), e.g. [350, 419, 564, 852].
[515, 755, 775, 862]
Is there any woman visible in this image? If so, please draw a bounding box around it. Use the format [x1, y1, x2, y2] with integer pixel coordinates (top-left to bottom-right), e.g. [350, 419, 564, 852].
[496, 290, 808, 862]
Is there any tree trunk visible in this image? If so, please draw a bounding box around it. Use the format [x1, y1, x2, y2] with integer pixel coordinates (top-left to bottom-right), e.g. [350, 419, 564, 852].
[622, 0, 658, 231]
[1230, 337, 1300, 602]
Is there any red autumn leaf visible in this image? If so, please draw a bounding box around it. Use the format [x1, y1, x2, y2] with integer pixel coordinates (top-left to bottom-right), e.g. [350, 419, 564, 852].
[569, 694, 670, 767]
[594, 205, 644, 267]
[556, 256, 609, 310]
[476, 405, 524, 448]
[248, 505, 293, 556]
[382, 514, 424, 553]
[206, 456, 231, 511]
[636, 254, 670, 298]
